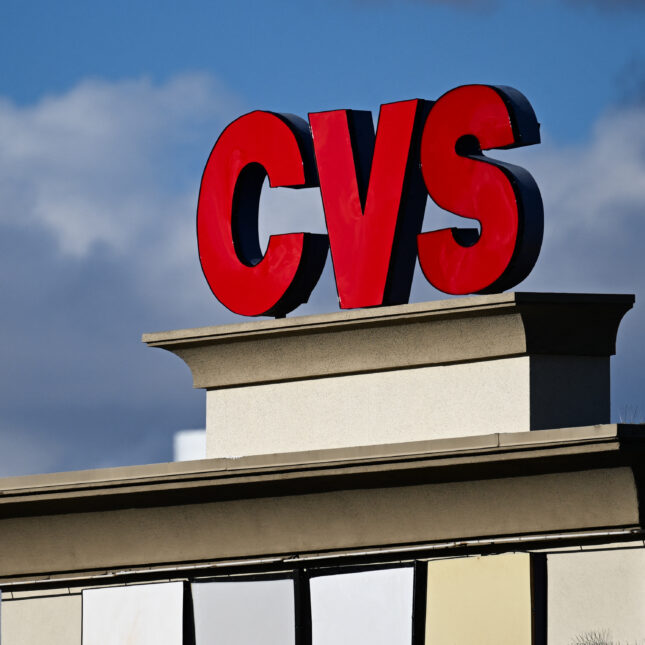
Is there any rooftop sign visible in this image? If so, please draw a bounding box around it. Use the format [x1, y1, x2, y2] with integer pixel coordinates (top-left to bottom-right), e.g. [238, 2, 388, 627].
[197, 85, 543, 317]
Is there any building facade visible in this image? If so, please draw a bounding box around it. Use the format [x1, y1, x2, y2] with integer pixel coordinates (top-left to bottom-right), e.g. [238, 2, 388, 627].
[0, 293, 643, 644]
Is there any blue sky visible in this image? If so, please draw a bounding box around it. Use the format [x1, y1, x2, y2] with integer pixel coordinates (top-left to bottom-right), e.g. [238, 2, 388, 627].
[2, 0, 643, 139]
[0, 0, 644, 474]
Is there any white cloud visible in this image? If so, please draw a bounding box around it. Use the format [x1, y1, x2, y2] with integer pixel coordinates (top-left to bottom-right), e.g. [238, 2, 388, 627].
[0, 73, 246, 475]
[518, 106, 645, 417]
[0, 74, 242, 257]
[516, 104, 645, 294]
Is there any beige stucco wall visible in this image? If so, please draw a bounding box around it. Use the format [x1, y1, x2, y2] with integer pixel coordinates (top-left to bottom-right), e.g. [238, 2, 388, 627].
[206, 355, 610, 458]
[548, 548, 645, 645]
[1, 592, 81, 645]
[425, 553, 533, 645]
[206, 357, 532, 457]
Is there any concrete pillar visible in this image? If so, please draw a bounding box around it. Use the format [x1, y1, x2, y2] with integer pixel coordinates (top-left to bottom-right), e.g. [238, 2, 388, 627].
[143, 293, 633, 459]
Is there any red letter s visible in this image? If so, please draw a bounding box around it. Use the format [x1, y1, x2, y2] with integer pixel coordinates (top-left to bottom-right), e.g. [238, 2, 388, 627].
[418, 85, 543, 295]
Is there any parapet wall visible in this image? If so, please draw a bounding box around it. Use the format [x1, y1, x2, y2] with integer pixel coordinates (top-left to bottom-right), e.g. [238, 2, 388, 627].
[144, 292, 634, 458]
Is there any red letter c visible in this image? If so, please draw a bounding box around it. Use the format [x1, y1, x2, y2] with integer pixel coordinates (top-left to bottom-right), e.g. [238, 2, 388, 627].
[197, 111, 328, 317]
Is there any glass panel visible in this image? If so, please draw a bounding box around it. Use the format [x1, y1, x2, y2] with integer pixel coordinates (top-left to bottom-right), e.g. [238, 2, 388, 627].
[425, 553, 533, 645]
[548, 548, 645, 645]
[310, 567, 414, 645]
[82, 582, 184, 645]
[192, 578, 296, 645]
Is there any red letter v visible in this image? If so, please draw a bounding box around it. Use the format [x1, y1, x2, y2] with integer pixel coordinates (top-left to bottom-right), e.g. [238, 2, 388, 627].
[310, 100, 430, 309]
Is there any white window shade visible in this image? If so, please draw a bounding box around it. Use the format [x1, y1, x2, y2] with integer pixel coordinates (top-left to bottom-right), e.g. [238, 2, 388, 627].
[192, 578, 296, 645]
[82, 582, 184, 645]
[309, 567, 414, 645]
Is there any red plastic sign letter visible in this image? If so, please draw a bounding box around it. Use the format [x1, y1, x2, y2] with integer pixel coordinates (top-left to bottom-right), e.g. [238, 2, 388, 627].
[197, 111, 328, 317]
[310, 100, 430, 309]
[417, 85, 543, 295]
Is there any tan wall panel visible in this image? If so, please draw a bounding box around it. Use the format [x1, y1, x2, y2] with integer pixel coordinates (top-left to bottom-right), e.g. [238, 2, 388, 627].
[1, 594, 81, 645]
[426, 553, 533, 645]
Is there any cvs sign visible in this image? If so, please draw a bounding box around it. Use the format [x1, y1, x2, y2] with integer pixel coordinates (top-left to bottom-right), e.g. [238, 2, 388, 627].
[197, 85, 543, 317]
